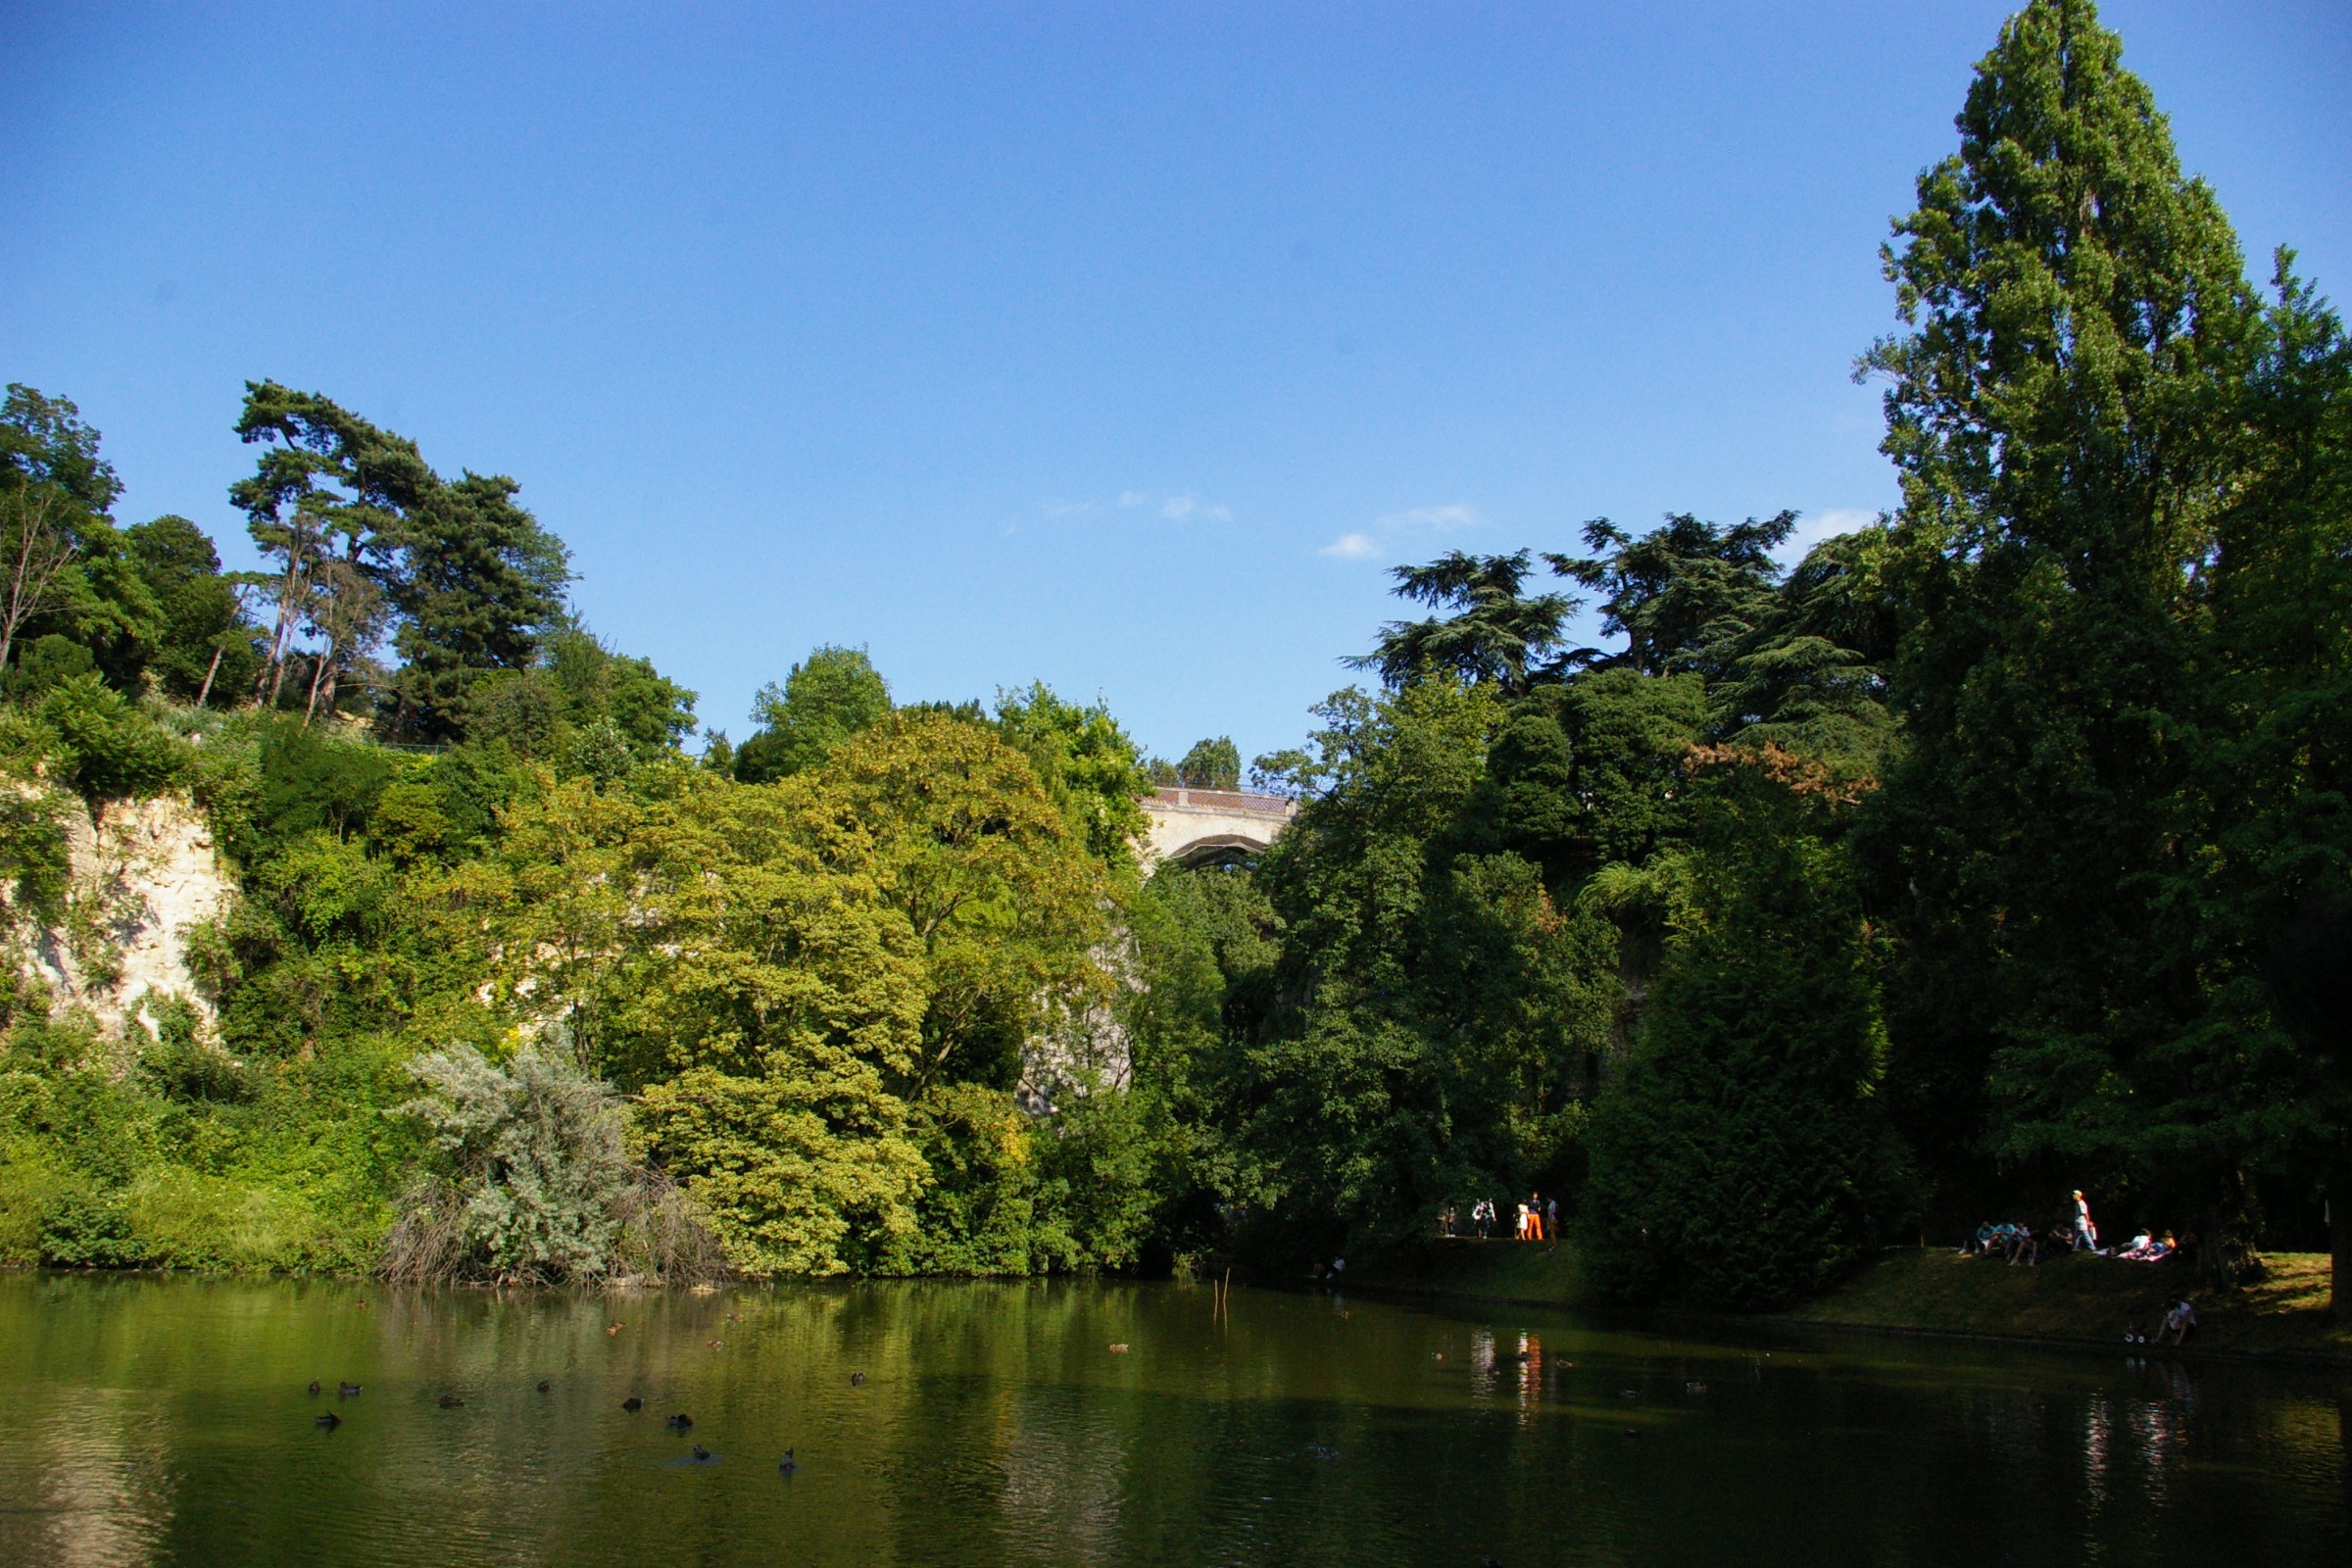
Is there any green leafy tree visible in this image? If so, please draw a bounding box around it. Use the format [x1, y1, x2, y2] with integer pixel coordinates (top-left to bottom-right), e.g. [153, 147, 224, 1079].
[1583, 758, 1909, 1310]
[1172, 736, 1241, 791]
[994, 682, 1152, 861]
[733, 644, 891, 783]
[0, 385, 160, 686]
[124, 515, 264, 706]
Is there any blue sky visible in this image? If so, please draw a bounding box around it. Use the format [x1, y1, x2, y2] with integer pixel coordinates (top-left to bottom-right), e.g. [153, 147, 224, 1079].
[3, 3, 2345, 765]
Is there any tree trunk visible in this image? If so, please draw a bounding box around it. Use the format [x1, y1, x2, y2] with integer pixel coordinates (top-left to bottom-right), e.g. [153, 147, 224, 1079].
[195, 643, 225, 710]
[303, 639, 334, 726]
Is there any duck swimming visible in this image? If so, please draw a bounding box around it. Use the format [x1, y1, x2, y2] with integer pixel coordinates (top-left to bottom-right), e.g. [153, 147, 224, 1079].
[849, 1371, 865, 1386]
[690, 1445, 711, 1461]
[621, 1396, 643, 1412]
[307, 1380, 321, 1396]
[665, 1413, 694, 1430]
[777, 1449, 796, 1474]
[536, 1380, 551, 1394]
[338, 1383, 363, 1397]
[438, 1396, 466, 1408]
[315, 1412, 340, 1429]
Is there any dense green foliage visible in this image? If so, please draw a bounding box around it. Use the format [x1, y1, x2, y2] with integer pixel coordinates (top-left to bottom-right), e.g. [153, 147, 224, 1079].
[0, 2, 2342, 1312]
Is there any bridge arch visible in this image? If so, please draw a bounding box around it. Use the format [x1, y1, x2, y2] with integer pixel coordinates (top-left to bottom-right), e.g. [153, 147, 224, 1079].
[1137, 787, 1297, 869]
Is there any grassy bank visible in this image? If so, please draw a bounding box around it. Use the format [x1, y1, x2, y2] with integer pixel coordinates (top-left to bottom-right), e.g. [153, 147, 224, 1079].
[1348, 1238, 1593, 1308]
[1351, 1238, 2351, 1363]
[1787, 1248, 2351, 1360]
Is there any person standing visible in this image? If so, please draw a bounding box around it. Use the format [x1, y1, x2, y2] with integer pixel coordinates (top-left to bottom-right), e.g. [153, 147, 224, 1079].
[2073, 1190, 2099, 1252]
[1527, 1193, 1544, 1243]
[1545, 1197, 1559, 1245]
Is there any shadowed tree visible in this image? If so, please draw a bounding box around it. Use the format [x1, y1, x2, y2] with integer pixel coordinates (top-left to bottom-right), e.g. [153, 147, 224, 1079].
[1350, 550, 1580, 694]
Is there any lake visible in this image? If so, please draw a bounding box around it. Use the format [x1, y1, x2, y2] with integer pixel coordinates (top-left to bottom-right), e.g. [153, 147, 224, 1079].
[0, 1273, 2343, 1566]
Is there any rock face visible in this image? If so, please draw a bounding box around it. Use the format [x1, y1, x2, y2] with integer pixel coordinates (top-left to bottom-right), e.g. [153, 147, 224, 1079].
[21, 792, 233, 1039]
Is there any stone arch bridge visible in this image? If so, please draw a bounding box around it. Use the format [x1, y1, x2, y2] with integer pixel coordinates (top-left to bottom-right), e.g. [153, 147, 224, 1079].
[1138, 786, 1297, 868]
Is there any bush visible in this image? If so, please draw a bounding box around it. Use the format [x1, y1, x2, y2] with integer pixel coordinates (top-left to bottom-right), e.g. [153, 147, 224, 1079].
[39, 1184, 145, 1267]
[38, 673, 188, 801]
[381, 1043, 641, 1285]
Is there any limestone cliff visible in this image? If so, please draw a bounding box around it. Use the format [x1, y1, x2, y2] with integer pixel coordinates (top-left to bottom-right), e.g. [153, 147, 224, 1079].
[16, 792, 232, 1040]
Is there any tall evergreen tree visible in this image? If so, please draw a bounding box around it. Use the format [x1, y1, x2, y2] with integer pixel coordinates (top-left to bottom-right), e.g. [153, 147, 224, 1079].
[384, 471, 570, 738]
[1857, 0, 2286, 1267]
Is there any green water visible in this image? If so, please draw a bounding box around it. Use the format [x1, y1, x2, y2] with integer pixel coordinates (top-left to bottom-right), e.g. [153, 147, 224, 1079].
[0, 1274, 2343, 1566]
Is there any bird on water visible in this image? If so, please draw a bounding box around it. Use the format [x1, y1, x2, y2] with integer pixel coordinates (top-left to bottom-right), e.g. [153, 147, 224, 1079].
[777, 1449, 797, 1475]
[666, 1412, 694, 1430]
[315, 1412, 341, 1430]
[438, 1396, 466, 1408]
[306, 1380, 320, 1396]
[690, 1445, 711, 1461]
[621, 1396, 643, 1412]
[849, 1371, 865, 1386]
[338, 1383, 362, 1397]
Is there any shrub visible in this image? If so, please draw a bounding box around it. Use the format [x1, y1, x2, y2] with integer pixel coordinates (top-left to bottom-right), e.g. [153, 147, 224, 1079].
[382, 1043, 633, 1285]
[381, 1042, 723, 1285]
[38, 673, 188, 801]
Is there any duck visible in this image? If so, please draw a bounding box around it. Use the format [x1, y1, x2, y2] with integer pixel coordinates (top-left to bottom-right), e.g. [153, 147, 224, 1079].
[849, 1371, 865, 1387]
[315, 1412, 341, 1429]
[777, 1449, 797, 1475]
[690, 1444, 711, 1461]
[621, 1396, 644, 1412]
[438, 1396, 466, 1408]
[536, 1380, 551, 1394]
[307, 1380, 321, 1396]
[665, 1413, 695, 1430]
[706, 1339, 723, 1349]
[338, 1383, 363, 1397]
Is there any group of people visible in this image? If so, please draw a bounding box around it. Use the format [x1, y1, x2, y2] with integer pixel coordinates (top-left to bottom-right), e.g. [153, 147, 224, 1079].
[1440, 1195, 1558, 1243]
[1962, 1193, 2194, 1269]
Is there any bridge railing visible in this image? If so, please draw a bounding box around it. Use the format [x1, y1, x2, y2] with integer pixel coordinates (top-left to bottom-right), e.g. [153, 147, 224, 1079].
[1144, 786, 1298, 816]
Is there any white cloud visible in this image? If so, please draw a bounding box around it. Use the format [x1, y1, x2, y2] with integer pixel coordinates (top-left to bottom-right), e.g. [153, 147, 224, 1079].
[1374, 503, 1477, 532]
[1041, 499, 1096, 519]
[1159, 495, 1231, 522]
[1779, 507, 1883, 561]
[1111, 490, 1232, 522]
[1320, 500, 1479, 564]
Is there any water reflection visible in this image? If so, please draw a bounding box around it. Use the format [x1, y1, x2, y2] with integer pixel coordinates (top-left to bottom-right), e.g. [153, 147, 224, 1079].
[0, 1274, 2343, 1567]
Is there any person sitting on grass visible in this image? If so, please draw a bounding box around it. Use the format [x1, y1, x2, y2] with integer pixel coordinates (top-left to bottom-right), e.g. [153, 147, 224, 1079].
[2119, 1230, 2174, 1262]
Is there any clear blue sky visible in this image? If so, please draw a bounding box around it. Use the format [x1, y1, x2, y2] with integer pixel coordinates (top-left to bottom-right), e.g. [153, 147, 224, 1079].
[3, 3, 2345, 765]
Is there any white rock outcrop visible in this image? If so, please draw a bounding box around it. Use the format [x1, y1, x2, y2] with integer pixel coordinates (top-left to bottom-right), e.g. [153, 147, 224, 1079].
[20, 792, 233, 1039]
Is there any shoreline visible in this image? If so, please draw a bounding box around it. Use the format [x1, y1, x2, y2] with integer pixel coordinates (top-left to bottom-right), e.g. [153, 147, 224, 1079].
[1344, 1239, 2352, 1371]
